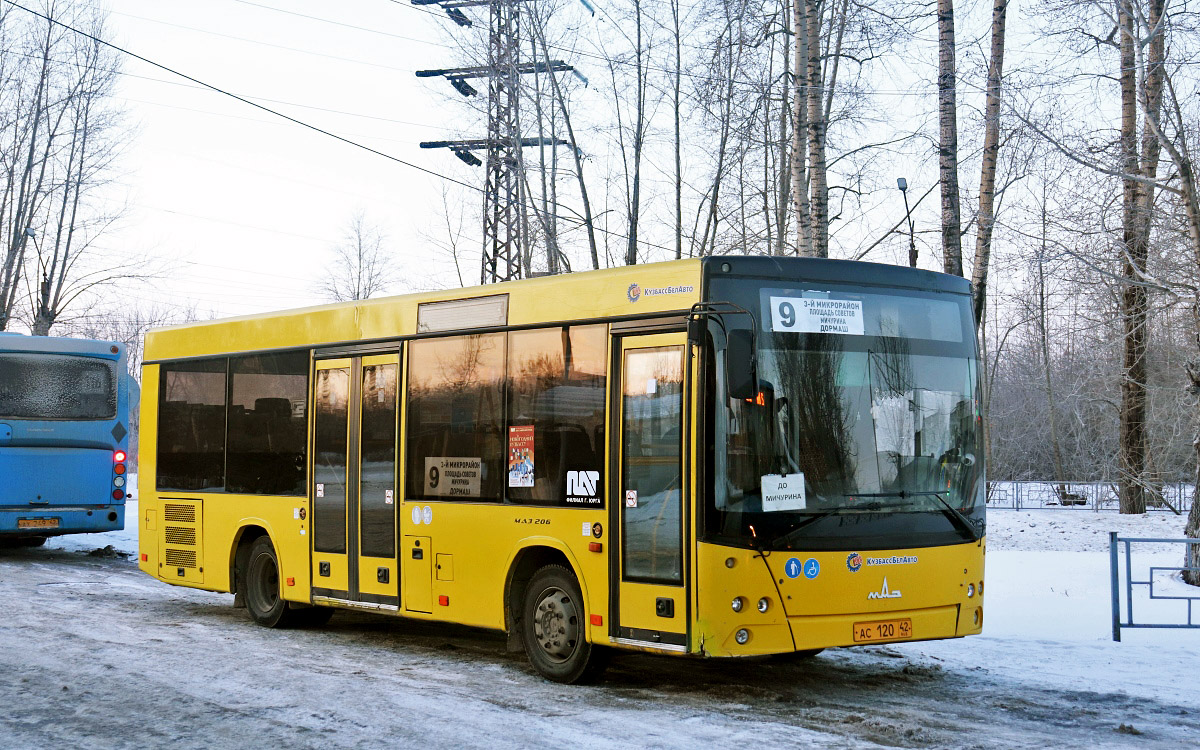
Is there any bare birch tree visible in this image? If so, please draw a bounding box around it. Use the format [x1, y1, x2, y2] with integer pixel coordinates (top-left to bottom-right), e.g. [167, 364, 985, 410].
[317, 212, 397, 302]
[971, 0, 1008, 329]
[937, 0, 964, 276]
[0, 2, 129, 336]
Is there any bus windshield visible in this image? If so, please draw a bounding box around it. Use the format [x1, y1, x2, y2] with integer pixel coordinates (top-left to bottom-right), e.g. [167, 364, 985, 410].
[707, 280, 985, 550]
[0, 352, 118, 420]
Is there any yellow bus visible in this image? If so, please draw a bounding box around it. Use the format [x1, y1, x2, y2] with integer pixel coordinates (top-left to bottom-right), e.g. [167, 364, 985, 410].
[137, 256, 985, 683]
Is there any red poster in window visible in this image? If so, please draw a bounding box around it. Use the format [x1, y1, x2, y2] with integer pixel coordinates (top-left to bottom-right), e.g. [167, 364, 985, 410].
[508, 425, 535, 488]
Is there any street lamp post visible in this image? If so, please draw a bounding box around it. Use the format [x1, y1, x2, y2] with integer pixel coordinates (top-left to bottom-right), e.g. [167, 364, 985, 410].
[23, 227, 51, 334]
[897, 178, 917, 268]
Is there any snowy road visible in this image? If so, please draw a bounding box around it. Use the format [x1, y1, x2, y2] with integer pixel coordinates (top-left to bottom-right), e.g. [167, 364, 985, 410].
[2, 510, 1198, 749]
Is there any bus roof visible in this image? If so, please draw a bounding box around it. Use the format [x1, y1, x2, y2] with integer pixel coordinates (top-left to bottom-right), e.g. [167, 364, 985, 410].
[145, 258, 705, 362]
[0, 333, 123, 359]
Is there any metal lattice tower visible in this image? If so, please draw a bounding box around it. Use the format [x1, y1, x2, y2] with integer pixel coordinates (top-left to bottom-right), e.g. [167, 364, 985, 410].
[415, 0, 572, 284]
[483, 0, 523, 283]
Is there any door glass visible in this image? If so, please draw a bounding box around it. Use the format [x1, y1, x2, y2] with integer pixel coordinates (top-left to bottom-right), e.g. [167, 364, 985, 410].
[622, 346, 684, 583]
[360, 363, 397, 558]
[313, 368, 349, 554]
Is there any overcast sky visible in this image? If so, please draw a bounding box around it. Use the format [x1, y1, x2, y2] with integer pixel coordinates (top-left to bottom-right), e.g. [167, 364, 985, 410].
[73, 0, 1026, 324]
[97, 0, 479, 319]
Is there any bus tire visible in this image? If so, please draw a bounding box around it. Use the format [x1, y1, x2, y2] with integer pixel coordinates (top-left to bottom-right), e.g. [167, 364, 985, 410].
[0, 536, 47, 548]
[244, 536, 298, 628]
[521, 565, 606, 684]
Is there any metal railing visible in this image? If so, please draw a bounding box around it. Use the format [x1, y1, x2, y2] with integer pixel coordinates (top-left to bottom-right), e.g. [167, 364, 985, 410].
[1109, 532, 1200, 641]
[987, 481, 1193, 512]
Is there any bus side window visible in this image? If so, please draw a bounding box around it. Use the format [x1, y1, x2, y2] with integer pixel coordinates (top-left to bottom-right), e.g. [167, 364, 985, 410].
[226, 352, 308, 496]
[406, 334, 505, 502]
[506, 325, 606, 507]
[158, 358, 228, 492]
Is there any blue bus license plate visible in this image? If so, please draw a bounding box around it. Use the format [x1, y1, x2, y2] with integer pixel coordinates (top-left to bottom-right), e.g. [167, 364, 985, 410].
[17, 518, 59, 529]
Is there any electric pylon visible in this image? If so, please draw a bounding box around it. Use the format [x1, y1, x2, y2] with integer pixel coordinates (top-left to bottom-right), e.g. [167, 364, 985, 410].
[415, 0, 572, 284]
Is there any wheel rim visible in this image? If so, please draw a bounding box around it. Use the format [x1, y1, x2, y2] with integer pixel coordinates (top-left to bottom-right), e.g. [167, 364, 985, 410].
[249, 551, 279, 613]
[533, 586, 579, 663]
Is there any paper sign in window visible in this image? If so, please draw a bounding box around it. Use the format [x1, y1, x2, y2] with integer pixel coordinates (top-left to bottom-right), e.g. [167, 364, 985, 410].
[761, 473, 806, 512]
[424, 457, 482, 498]
[508, 425, 535, 488]
[770, 296, 864, 336]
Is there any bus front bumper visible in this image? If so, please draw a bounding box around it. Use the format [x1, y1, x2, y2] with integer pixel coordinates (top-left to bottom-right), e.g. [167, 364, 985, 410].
[0, 504, 125, 537]
[708, 603, 983, 656]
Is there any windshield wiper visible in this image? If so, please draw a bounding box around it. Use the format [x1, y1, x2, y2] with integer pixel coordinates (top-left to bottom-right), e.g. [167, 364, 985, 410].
[928, 491, 981, 541]
[768, 508, 847, 549]
[852, 490, 980, 541]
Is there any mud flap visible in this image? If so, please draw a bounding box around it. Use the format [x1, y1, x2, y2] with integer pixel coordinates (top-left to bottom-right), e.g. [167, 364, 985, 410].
[505, 609, 524, 653]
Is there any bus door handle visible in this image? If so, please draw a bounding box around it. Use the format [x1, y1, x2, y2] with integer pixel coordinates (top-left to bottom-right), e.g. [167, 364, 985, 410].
[412, 548, 424, 560]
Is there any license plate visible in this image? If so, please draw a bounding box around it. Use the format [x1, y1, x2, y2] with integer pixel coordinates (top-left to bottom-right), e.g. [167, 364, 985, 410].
[853, 618, 912, 643]
[17, 518, 59, 530]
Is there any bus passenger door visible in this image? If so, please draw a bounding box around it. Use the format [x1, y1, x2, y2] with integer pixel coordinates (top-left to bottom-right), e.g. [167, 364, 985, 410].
[311, 354, 400, 608]
[612, 333, 688, 650]
[354, 355, 400, 607]
[312, 359, 353, 595]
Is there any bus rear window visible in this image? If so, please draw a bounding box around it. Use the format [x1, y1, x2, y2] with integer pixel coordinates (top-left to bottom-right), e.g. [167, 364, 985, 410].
[0, 353, 117, 420]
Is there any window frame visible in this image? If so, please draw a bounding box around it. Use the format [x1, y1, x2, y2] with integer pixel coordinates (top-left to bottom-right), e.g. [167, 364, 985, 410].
[402, 324, 610, 508]
[154, 348, 312, 497]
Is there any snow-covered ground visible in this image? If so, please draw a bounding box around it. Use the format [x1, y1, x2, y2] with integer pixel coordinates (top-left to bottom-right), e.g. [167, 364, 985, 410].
[2, 504, 1198, 748]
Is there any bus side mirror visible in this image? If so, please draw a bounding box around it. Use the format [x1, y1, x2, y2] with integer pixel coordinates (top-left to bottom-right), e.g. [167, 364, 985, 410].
[725, 329, 757, 401]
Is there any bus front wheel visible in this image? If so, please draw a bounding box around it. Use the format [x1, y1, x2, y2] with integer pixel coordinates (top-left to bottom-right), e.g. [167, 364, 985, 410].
[521, 565, 606, 684]
[244, 536, 298, 628]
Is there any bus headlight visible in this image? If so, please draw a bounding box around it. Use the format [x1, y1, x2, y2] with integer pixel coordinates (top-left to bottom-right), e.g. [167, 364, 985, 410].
[731, 597, 744, 613]
[757, 597, 770, 613]
[966, 583, 975, 598]
[735, 628, 750, 645]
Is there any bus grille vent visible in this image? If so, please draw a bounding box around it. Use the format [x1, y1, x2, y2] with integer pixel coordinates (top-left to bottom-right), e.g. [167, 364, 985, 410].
[163, 504, 196, 523]
[165, 548, 197, 568]
[164, 526, 196, 546]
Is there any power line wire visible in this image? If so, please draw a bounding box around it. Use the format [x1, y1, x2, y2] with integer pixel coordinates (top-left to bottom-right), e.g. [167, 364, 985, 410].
[7, 0, 687, 259]
[98, 4, 440, 71]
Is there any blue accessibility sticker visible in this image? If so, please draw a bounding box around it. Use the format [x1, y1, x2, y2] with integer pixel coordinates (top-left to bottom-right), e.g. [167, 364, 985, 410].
[803, 558, 820, 579]
[784, 557, 803, 579]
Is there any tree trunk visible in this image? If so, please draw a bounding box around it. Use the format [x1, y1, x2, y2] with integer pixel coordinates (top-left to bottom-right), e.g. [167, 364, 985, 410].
[1116, 0, 1164, 514]
[806, 0, 828, 258]
[624, 0, 646, 267]
[1187, 431, 1200, 585]
[791, 0, 813, 256]
[531, 19, 598, 269]
[1037, 196, 1068, 498]
[937, 0, 963, 277]
[774, 0, 791, 257]
[972, 0, 1007, 330]
[672, 0, 683, 260]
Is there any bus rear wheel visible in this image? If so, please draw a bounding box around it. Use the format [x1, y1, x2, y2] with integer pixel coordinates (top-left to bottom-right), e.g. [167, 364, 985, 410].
[244, 536, 299, 628]
[521, 565, 606, 684]
[0, 536, 47, 548]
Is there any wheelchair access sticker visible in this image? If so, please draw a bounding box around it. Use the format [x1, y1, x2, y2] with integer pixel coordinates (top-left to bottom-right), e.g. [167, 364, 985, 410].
[786, 557, 820, 580]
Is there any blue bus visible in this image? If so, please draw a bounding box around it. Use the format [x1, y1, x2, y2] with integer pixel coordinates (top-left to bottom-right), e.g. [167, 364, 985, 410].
[0, 333, 138, 546]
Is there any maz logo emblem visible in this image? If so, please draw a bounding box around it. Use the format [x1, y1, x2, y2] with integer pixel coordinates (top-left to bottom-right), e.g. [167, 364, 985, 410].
[567, 471, 599, 497]
[867, 577, 902, 600]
